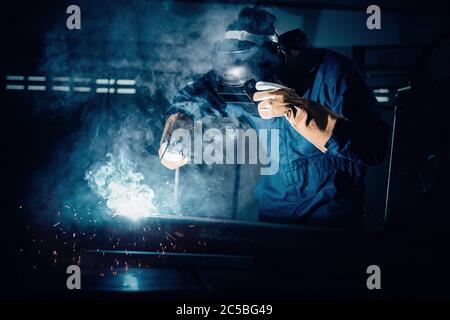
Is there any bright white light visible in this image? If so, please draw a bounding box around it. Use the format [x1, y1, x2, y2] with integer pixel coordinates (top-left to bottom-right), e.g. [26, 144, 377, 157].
[53, 85, 70, 92]
[28, 85, 46, 91]
[96, 87, 108, 93]
[6, 75, 25, 81]
[373, 88, 389, 94]
[53, 76, 70, 82]
[117, 79, 136, 86]
[96, 79, 115, 85]
[85, 153, 158, 221]
[227, 66, 246, 79]
[375, 96, 390, 103]
[6, 85, 25, 90]
[74, 77, 91, 83]
[117, 88, 136, 94]
[73, 86, 91, 92]
[122, 273, 139, 291]
[96, 79, 108, 85]
[28, 76, 46, 81]
[96, 88, 115, 93]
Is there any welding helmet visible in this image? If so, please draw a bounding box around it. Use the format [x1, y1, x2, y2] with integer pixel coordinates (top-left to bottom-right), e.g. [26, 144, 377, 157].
[212, 30, 284, 86]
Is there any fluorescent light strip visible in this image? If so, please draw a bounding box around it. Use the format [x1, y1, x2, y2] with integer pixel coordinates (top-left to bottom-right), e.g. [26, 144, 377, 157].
[53, 77, 70, 82]
[53, 85, 70, 92]
[96, 88, 115, 93]
[6, 84, 25, 90]
[375, 96, 389, 103]
[6, 75, 25, 81]
[116, 79, 136, 86]
[73, 86, 91, 92]
[117, 88, 136, 94]
[96, 79, 115, 85]
[74, 77, 91, 83]
[373, 88, 389, 94]
[96, 79, 108, 85]
[28, 76, 46, 81]
[28, 85, 46, 91]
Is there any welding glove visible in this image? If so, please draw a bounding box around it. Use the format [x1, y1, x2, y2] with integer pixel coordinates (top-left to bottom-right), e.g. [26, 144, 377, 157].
[253, 81, 341, 153]
[159, 113, 193, 170]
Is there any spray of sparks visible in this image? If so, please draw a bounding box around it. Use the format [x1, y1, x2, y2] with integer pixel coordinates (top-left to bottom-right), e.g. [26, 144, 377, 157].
[85, 152, 158, 221]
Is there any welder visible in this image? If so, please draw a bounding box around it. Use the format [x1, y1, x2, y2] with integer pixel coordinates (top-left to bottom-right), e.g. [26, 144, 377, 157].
[159, 6, 389, 228]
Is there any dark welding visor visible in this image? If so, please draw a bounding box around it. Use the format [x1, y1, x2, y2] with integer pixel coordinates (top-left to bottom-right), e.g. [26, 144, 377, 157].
[212, 39, 262, 86]
[212, 30, 282, 86]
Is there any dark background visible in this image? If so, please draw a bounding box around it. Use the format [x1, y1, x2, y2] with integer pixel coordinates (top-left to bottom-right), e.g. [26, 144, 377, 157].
[1, 0, 450, 298]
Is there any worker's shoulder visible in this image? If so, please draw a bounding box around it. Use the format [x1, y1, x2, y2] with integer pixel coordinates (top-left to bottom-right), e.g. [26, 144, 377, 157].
[303, 48, 355, 87]
[319, 49, 354, 75]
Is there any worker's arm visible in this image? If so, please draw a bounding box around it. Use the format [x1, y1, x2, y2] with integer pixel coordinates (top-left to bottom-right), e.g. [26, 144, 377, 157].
[253, 83, 341, 153]
[159, 112, 193, 170]
[253, 66, 389, 165]
[160, 70, 229, 170]
[159, 78, 208, 170]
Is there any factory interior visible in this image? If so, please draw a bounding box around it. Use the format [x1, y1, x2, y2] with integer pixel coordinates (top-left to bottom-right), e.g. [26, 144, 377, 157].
[2, 0, 450, 299]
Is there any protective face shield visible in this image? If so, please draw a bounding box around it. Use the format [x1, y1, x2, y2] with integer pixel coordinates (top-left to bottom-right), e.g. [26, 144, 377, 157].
[212, 30, 284, 115]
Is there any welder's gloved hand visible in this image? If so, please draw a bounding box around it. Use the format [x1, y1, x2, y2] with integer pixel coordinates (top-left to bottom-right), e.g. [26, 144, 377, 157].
[253, 81, 341, 153]
[159, 113, 192, 170]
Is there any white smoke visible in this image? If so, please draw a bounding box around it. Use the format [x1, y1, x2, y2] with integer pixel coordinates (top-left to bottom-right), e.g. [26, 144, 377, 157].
[85, 152, 158, 221]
